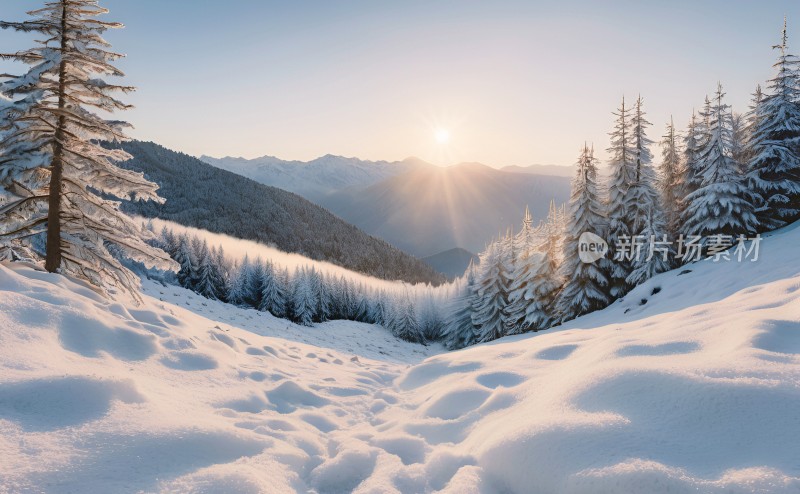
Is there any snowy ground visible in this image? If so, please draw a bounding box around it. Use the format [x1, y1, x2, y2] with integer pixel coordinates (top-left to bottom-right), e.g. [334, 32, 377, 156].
[1, 225, 799, 493]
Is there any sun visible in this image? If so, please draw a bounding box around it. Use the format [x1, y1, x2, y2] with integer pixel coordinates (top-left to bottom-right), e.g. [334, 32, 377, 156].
[435, 128, 450, 144]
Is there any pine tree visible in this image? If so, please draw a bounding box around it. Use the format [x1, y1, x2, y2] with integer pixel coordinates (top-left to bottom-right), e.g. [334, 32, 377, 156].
[0, 1, 174, 296]
[743, 85, 764, 163]
[196, 241, 223, 300]
[604, 96, 638, 297]
[390, 292, 424, 343]
[748, 19, 800, 229]
[212, 246, 231, 302]
[228, 255, 252, 306]
[626, 206, 672, 286]
[683, 83, 759, 242]
[291, 267, 317, 327]
[627, 97, 671, 279]
[259, 261, 288, 318]
[442, 264, 478, 349]
[556, 144, 610, 321]
[731, 112, 748, 174]
[310, 268, 332, 322]
[472, 241, 511, 343]
[174, 235, 196, 290]
[659, 117, 683, 237]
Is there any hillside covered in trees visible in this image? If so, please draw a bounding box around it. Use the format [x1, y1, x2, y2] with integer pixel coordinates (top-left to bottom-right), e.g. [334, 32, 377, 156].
[114, 140, 445, 285]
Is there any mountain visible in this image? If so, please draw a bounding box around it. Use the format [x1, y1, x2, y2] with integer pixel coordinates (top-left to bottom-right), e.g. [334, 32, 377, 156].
[115, 141, 444, 285]
[422, 247, 479, 280]
[501, 163, 575, 177]
[318, 163, 572, 256]
[200, 154, 432, 203]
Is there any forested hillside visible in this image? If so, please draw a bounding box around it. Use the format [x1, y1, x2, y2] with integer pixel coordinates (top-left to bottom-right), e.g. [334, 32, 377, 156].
[115, 141, 444, 285]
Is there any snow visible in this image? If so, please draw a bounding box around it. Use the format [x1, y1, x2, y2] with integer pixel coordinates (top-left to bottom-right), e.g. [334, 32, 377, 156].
[2, 224, 800, 492]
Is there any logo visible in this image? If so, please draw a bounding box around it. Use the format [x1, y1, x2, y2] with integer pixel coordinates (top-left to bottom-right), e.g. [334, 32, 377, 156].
[578, 232, 608, 264]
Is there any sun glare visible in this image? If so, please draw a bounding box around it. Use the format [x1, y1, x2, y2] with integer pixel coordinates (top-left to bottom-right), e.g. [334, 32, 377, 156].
[435, 128, 450, 144]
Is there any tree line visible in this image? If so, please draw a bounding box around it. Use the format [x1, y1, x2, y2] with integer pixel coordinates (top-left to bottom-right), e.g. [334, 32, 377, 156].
[440, 20, 800, 349]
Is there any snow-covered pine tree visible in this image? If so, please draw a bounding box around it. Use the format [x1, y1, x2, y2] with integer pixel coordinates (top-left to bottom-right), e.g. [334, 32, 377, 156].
[683, 83, 759, 243]
[353, 287, 370, 323]
[441, 263, 478, 349]
[731, 112, 748, 174]
[311, 268, 332, 322]
[195, 240, 222, 300]
[625, 97, 672, 279]
[174, 235, 197, 290]
[0, 1, 174, 296]
[748, 19, 800, 230]
[418, 289, 444, 341]
[245, 259, 265, 308]
[228, 255, 252, 306]
[556, 144, 610, 321]
[626, 206, 672, 285]
[259, 261, 288, 318]
[505, 209, 539, 334]
[743, 85, 764, 162]
[472, 240, 511, 343]
[212, 246, 231, 302]
[659, 117, 683, 237]
[604, 96, 638, 298]
[390, 292, 424, 343]
[677, 111, 705, 240]
[291, 267, 317, 327]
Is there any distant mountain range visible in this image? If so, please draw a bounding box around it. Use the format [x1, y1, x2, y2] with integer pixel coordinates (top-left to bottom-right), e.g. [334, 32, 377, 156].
[200, 154, 430, 203]
[202, 155, 573, 256]
[501, 164, 575, 177]
[422, 248, 479, 280]
[116, 141, 444, 285]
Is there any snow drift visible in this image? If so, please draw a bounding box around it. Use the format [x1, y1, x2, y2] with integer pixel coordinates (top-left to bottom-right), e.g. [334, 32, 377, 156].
[1, 225, 799, 493]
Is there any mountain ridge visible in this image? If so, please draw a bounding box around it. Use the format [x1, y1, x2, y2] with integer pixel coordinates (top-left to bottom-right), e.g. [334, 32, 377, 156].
[115, 140, 445, 285]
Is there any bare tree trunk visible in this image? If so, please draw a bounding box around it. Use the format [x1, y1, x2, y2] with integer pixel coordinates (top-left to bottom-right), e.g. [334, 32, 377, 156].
[45, 0, 68, 273]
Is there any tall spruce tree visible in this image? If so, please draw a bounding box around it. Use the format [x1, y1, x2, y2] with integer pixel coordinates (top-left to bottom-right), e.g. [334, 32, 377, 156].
[605, 96, 638, 297]
[442, 263, 479, 349]
[0, 0, 174, 296]
[659, 117, 683, 237]
[557, 144, 610, 321]
[748, 19, 800, 229]
[472, 241, 511, 343]
[683, 83, 759, 242]
[259, 261, 288, 318]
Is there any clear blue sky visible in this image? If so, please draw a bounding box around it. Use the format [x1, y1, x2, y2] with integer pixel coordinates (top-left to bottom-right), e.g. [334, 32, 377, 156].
[1, 0, 798, 167]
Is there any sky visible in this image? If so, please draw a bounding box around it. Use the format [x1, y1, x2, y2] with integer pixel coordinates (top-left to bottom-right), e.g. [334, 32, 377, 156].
[0, 0, 798, 168]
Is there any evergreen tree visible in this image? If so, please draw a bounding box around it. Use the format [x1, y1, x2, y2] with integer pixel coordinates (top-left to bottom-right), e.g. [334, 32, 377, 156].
[291, 267, 317, 327]
[748, 19, 800, 229]
[442, 264, 478, 349]
[683, 83, 759, 242]
[390, 292, 424, 343]
[659, 117, 684, 236]
[626, 206, 673, 286]
[0, 0, 174, 295]
[259, 261, 288, 318]
[212, 246, 231, 302]
[731, 112, 748, 174]
[196, 240, 223, 300]
[174, 235, 197, 289]
[604, 96, 638, 297]
[556, 144, 610, 321]
[626, 97, 672, 278]
[472, 241, 511, 343]
[228, 255, 252, 306]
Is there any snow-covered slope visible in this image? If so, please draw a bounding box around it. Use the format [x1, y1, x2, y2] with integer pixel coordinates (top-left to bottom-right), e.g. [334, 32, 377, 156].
[2, 225, 799, 493]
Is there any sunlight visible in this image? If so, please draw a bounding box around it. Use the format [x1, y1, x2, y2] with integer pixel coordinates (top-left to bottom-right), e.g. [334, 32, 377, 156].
[435, 128, 451, 144]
